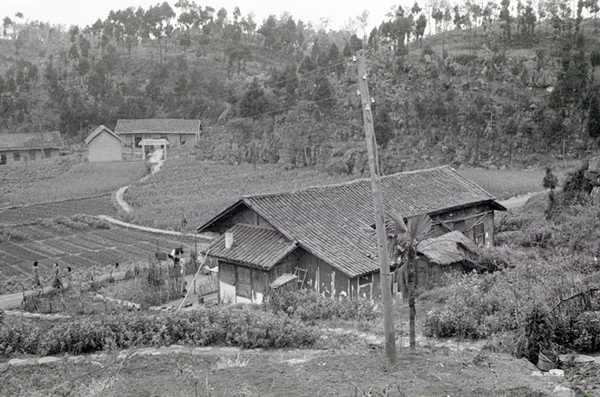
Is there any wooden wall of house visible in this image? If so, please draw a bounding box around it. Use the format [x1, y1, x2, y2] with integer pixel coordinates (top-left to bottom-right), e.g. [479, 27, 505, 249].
[0, 149, 60, 165]
[229, 208, 275, 230]
[217, 253, 298, 305]
[218, 261, 270, 304]
[120, 133, 196, 148]
[430, 204, 496, 248]
[210, 208, 275, 234]
[295, 250, 362, 299]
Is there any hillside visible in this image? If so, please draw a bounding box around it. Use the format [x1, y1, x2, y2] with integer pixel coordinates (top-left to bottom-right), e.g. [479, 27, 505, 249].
[1, 1, 600, 172]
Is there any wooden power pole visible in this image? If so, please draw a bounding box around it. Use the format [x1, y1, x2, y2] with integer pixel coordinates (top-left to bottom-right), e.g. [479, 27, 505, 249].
[356, 50, 397, 364]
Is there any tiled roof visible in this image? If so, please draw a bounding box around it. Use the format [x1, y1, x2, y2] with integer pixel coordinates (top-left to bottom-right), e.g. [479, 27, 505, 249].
[84, 125, 121, 145]
[205, 224, 297, 270]
[115, 119, 201, 134]
[198, 166, 504, 278]
[0, 131, 63, 150]
[417, 231, 481, 266]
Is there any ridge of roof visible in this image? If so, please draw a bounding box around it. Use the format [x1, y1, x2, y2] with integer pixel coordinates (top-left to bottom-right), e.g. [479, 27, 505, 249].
[241, 165, 478, 200]
[84, 125, 121, 145]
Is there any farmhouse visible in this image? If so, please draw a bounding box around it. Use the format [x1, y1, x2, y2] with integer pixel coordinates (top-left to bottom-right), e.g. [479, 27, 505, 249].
[0, 131, 63, 165]
[115, 119, 202, 148]
[84, 125, 122, 162]
[197, 166, 506, 304]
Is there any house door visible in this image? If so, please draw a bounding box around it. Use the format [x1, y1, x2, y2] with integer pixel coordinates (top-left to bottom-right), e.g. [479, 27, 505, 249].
[474, 223, 485, 247]
[236, 267, 252, 303]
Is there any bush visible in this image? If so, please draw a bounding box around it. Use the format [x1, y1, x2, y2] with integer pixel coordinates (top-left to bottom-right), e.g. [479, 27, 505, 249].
[555, 311, 600, 353]
[454, 53, 478, 66]
[263, 289, 376, 322]
[0, 308, 318, 358]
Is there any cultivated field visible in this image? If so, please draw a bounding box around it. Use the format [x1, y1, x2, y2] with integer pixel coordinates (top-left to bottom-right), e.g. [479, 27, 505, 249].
[0, 218, 202, 293]
[0, 155, 147, 207]
[124, 150, 356, 230]
[0, 195, 117, 225]
[124, 145, 558, 231]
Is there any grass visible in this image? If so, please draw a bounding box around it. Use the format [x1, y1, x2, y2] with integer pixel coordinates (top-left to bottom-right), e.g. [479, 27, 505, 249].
[458, 167, 548, 200]
[1, 158, 147, 206]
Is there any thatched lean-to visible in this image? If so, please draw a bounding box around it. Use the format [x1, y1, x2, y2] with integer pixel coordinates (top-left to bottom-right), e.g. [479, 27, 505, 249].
[415, 230, 482, 289]
[418, 230, 481, 267]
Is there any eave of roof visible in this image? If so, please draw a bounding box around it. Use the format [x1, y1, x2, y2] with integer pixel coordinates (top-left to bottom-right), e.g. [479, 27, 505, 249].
[204, 224, 297, 270]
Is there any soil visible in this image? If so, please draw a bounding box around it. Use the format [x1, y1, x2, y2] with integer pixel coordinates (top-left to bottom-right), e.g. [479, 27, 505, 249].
[0, 345, 562, 397]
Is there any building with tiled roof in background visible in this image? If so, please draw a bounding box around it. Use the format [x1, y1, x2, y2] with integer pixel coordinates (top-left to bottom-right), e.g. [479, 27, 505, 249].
[115, 119, 202, 149]
[0, 131, 64, 165]
[197, 166, 506, 304]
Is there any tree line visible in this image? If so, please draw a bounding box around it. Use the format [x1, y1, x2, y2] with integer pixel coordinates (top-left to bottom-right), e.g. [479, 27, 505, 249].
[1, 0, 600, 170]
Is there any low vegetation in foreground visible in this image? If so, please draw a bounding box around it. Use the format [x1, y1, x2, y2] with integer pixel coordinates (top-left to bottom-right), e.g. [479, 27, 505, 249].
[423, 165, 600, 366]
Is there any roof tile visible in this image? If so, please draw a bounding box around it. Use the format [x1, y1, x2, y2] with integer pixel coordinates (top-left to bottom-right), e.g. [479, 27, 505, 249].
[206, 224, 296, 270]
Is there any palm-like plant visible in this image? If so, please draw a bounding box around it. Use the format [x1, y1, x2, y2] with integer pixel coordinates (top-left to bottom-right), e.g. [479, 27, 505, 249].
[385, 212, 432, 351]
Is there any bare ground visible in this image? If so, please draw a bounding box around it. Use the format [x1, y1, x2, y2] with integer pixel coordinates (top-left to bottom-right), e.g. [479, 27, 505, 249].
[0, 344, 562, 397]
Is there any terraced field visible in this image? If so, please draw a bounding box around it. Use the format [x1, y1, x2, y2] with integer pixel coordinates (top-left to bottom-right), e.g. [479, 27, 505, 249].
[0, 221, 207, 291]
[0, 195, 117, 225]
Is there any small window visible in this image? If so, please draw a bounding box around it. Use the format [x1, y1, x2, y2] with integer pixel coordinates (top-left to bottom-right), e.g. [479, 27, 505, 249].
[13, 152, 20, 162]
[474, 223, 485, 247]
[134, 136, 142, 147]
[0, 153, 6, 165]
[45, 149, 51, 158]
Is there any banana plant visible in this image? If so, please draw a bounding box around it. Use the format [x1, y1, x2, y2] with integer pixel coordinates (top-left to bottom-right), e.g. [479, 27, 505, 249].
[385, 212, 432, 351]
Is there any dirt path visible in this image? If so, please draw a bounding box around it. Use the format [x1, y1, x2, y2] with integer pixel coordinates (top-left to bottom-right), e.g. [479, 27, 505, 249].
[499, 190, 545, 209]
[114, 149, 164, 214]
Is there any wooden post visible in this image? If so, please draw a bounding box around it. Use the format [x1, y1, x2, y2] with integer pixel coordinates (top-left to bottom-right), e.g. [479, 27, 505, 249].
[356, 50, 397, 364]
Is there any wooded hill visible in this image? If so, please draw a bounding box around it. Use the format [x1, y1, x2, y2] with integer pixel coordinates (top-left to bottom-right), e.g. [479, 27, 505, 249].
[1, 0, 600, 172]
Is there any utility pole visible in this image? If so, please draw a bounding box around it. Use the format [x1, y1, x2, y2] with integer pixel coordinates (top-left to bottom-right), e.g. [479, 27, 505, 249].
[356, 49, 397, 364]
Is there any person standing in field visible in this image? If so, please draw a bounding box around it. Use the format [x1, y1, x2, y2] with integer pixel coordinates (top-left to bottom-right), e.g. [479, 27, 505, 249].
[52, 262, 62, 289]
[32, 261, 42, 290]
[65, 266, 73, 288]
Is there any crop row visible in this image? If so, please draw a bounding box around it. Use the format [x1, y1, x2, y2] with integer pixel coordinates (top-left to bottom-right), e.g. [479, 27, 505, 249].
[0, 196, 116, 226]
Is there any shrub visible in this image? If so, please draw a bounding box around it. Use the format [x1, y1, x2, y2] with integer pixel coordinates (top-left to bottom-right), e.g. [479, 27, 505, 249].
[454, 53, 478, 66]
[72, 214, 110, 229]
[0, 308, 317, 358]
[263, 289, 376, 322]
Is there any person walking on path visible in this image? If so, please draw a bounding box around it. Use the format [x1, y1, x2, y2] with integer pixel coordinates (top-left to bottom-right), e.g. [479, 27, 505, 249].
[52, 262, 62, 289]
